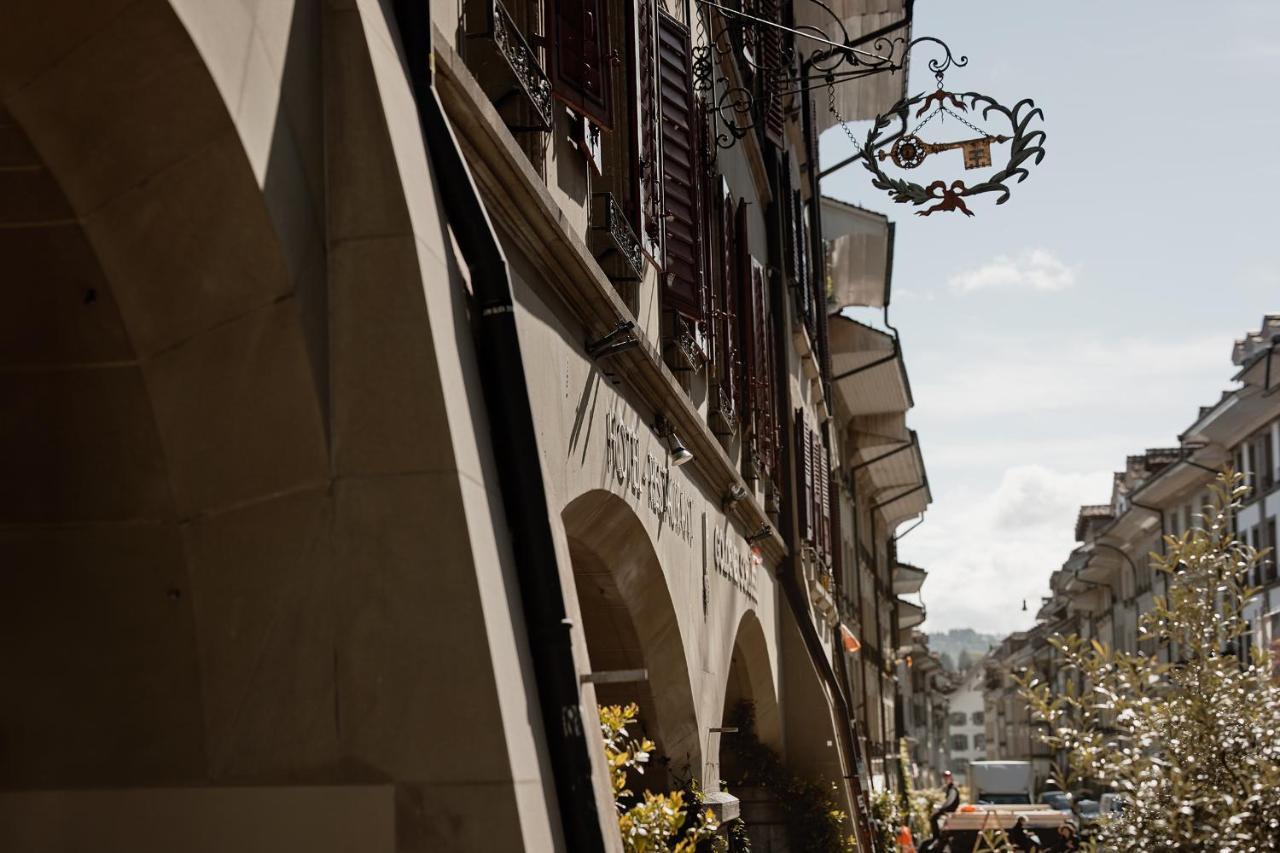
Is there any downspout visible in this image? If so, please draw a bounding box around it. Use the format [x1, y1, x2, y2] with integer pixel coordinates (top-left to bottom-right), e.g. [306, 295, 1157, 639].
[391, 7, 605, 851]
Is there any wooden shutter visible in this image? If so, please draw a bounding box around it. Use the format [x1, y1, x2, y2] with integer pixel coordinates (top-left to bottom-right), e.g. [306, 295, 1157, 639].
[657, 11, 704, 323]
[796, 414, 812, 543]
[819, 440, 831, 561]
[758, 0, 785, 146]
[550, 0, 614, 127]
[635, 0, 663, 260]
[739, 247, 758, 461]
[714, 184, 739, 406]
[831, 473, 844, 584]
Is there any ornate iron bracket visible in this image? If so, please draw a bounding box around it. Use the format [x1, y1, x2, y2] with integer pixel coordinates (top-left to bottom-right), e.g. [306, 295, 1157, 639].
[690, 0, 965, 151]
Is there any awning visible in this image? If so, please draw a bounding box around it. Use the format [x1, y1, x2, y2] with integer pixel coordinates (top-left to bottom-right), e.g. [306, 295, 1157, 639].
[821, 196, 891, 310]
[841, 624, 862, 653]
[795, 0, 910, 132]
[893, 562, 927, 595]
[830, 315, 912, 418]
[897, 597, 925, 629]
[864, 430, 931, 530]
[849, 411, 910, 454]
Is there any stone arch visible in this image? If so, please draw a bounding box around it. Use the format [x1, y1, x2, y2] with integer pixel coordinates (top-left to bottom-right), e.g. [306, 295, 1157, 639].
[562, 489, 702, 784]
[721, 604, 778, 742]
[0, 0, 327, 787]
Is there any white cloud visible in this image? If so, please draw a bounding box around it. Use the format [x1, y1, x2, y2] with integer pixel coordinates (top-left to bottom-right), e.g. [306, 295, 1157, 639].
[949, 249, 1076, 294]
[908, 331, 1232, 421]
[898, 465, 1113, 635]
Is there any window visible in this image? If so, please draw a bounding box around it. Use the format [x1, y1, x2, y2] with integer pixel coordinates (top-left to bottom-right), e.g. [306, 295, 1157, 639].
[656, 11, 702, 329]
[951, 734, 969, 752]
[549, 0, 614, 126]
[974, 734, 986, 750]
[971, 711, 984, 726]
[949, 712, 966, 727]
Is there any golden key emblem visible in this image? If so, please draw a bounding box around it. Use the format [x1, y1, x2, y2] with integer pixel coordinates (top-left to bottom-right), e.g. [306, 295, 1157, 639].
[877, 133, 1010, 170]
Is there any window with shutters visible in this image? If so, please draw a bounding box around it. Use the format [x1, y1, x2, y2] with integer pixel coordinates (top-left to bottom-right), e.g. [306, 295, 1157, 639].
[657, 10, 708, 370]
[549, 0, 614, 127]
[709, 181, 740, 438]
[741, 259, 779, 480]
[756, 0, 786, 146]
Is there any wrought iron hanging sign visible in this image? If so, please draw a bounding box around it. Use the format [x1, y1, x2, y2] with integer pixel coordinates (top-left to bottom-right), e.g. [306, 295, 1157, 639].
[690, 0, 1046, 215]
[858, 81, 1046, 217]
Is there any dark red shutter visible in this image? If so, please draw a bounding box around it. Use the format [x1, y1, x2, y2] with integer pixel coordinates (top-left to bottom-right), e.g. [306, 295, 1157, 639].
[657, 11, 704, 324]
[550, 0, 613, 127]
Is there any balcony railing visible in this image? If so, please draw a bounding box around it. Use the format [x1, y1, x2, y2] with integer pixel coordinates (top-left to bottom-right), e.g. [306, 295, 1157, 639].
[465, 0, 555, 132]
[590, 193, 646, 283]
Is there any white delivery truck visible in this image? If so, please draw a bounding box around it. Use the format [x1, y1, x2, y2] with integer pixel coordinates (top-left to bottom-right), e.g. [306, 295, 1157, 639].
[968, 760, 1035, 804]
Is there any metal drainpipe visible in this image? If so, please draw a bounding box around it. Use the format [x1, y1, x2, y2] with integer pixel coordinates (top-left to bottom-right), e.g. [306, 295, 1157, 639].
[390, 7, 605, 851]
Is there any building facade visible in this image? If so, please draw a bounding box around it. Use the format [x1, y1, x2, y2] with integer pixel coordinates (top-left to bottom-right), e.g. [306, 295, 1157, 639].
[982, 316, 1280, 797]
[0, 0, 945, 851]
[945, 666, 985, 787]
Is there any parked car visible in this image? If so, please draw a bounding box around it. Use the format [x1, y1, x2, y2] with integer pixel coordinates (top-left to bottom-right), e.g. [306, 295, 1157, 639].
[1040, 791, 1073, 812]
[1075, 798, 1101, 828]
[1099, 793, 1128, 816]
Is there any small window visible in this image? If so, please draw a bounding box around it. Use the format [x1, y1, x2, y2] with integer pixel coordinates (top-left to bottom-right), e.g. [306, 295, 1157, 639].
[951, 734, 969, 752]
[974, 734, 986, 750]
[949, 712, 966, 727]
[971, 711, 984, 725]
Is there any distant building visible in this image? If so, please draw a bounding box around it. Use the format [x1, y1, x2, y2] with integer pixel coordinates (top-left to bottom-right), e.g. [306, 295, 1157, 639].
[945, 667, 987, 786]
[983, 315, 1280, 799]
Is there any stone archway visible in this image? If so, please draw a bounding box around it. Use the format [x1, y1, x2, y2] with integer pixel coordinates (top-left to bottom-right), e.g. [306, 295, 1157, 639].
[563, 489, 702, 785]
[719, 609, 782, 784]
[0, 0, 330, 789]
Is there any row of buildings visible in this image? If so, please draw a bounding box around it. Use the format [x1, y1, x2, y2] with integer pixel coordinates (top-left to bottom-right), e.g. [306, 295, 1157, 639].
[982, 316, 1280, 793]
[0, 0, 959, 850]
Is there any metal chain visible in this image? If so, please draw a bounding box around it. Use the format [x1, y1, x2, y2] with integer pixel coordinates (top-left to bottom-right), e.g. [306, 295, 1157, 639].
[828, 78, 863, 155]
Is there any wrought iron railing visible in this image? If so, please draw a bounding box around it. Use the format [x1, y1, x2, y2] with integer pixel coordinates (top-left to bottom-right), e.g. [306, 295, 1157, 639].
[466, 0, 555, 132]
[590, 193, 645, 281]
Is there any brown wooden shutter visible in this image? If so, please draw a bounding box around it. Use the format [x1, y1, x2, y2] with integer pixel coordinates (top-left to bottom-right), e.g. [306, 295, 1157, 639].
[714, 184, 739, 411]
[550, 0, 614, 127]
[634, 0, 663, 260]
[831, 473, 844, 585]
[796, 414, 812, 542]
[819, 440, 831, 561]
[657, 11, 704, 323]
[758, 0, 785, 146]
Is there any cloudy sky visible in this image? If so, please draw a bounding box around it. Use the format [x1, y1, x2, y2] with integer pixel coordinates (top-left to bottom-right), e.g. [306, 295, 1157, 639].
[819, 1, 1280, 634]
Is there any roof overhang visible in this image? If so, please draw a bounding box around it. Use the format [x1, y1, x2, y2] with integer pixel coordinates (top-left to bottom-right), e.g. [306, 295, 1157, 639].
[1182, 386, 1273, 446]
[821, 196, 891, 310]
[1128, 448, 1227, 507]
[893, 562, 927, 595]
[830, 315, 912, 418]
[897, 597, 925, 629]
[1234, 339, 1280, 390]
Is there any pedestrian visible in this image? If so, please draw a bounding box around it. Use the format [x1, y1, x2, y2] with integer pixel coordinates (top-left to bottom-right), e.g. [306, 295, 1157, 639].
[929, 770, 960, 840]
[1006, 816, 1042, 852]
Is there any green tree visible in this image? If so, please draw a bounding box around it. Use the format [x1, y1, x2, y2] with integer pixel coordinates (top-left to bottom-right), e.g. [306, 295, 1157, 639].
[1018, 473, 1280, 850]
